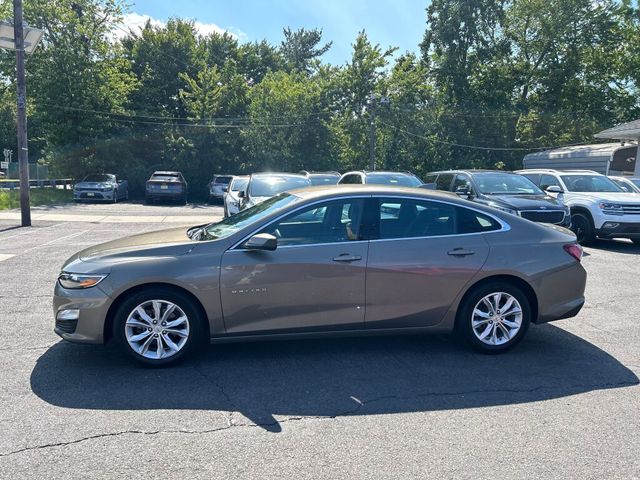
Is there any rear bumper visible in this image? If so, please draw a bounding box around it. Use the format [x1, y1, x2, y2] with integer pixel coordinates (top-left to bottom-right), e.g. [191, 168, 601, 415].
[533, 262, 587, 324]
[595, 222, 640, 239]
[146, 191, 184, 200]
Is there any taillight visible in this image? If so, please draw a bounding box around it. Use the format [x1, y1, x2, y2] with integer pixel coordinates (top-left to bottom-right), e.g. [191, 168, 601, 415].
[563, 243, 583, 262]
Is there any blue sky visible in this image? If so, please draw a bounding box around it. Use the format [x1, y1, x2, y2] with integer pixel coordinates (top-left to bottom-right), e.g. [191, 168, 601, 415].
[125, 0, 430, 65]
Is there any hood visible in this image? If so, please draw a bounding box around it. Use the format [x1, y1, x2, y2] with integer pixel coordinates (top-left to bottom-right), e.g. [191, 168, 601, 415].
[480, 194, 565, 210]
[565, 192, 640, 203]
[66, 227, 194, 266]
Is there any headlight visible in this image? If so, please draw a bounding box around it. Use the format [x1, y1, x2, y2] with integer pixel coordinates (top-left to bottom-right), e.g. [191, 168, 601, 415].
[599, 203, 624, 215]
[489, 204, 518, 215]
[58, 272, 107, 289]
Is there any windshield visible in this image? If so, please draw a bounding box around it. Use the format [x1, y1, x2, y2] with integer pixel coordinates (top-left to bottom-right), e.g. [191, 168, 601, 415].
[366, 174, 422, 187]
[204, 193, 299, 240]
[561, 175, 623, 193]
[474, 173, 543, 195]
[309, 175, 340, 186]
[83, 174, 113, 182]
[230, 178, 249, 191]
[249, 176, 311, 197]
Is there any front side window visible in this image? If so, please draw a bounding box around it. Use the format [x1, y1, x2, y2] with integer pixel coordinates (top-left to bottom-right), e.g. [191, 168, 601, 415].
[230, 178, 248, 192]
[560, 175, 623, 193]
[259, 199, 364, 246]
[452, 174, 473, 193]
[373, 197, 501, 239]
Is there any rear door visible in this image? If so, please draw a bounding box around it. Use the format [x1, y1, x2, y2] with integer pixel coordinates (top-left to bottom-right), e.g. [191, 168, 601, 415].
[220, 197, 368, 333]
[364, 196, 493, 328]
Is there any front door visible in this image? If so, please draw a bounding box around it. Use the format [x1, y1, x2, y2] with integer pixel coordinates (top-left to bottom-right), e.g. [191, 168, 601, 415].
[220, 198, 368, 334]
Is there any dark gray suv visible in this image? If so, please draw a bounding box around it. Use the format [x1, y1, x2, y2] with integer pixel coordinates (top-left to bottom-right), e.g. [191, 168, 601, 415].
[423, 170, 571, 228]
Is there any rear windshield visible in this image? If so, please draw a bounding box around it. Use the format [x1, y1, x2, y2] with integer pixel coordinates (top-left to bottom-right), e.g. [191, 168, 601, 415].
[214, 176, 233, 184]
[249, 176, 311, 197]
[473, 173, 542, 195]
[366, 174, 422, 187]
[560, 175, 622, 193]
[151, 174, 181, 182]
[83, 174, 113, 182]
[309, 174, 340, 186]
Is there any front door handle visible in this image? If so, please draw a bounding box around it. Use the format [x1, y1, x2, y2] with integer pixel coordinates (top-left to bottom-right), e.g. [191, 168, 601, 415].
[333, 254, 362, 263]
[447, 248, 475, 257]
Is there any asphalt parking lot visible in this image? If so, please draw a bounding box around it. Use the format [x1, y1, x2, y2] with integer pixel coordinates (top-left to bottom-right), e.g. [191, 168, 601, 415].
[0, 208, 638, 479]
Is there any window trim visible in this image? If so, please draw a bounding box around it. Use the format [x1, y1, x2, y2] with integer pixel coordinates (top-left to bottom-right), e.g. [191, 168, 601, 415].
[230, 194, 510, 251]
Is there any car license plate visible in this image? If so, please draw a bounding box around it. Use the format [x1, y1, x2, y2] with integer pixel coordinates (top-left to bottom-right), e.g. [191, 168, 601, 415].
[160, 184, 168, 190]
[87, 192, 95, 196]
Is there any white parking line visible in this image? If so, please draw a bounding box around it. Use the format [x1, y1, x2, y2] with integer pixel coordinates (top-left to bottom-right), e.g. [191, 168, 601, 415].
[20, 230, 90, 254]
[0, 254, 15, 262]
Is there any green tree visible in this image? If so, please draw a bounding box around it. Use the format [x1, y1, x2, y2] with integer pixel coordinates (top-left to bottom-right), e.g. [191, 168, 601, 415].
[280, 27, 332, 74]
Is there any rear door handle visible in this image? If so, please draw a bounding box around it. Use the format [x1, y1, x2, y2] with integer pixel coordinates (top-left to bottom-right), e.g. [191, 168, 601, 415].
[447, 248, 475, 257]
[333, 254, 362, 263]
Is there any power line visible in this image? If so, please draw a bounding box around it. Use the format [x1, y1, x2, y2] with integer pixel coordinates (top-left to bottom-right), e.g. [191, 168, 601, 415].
[380, 121, 588, 152]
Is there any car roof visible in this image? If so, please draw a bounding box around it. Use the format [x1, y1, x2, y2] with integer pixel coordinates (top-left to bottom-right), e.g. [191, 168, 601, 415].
[289, 184, 460, 202]
[250, 172, 308, 178]
[344, 170, 417, 176]
[153, 171, 181, 175]
[515, 169, 601, 175]
[429, 169, 518, 175]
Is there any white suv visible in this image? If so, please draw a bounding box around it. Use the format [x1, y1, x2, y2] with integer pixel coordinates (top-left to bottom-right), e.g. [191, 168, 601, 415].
[516, 169, 640, 245]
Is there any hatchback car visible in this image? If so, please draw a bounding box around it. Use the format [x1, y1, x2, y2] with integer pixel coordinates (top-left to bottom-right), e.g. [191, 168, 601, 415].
[423, 170, 571, 227]
[54, 186, 586, 366]
[238, 172, 311, 211]
[145, 171, 188, 204]
[73, 174, 128, 203]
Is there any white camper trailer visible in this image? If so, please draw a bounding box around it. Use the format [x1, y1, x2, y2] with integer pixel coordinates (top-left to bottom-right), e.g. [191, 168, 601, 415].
[522, 143, 638, 176]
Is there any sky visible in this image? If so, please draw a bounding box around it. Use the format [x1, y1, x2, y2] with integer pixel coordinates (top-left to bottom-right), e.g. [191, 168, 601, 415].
[123, 0, 431, 65]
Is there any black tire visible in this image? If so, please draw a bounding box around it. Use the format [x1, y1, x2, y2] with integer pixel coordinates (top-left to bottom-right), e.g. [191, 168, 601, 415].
[571, 212, 595, 245]
[113, 287, 206, 367]
[456, 281, 531, 354]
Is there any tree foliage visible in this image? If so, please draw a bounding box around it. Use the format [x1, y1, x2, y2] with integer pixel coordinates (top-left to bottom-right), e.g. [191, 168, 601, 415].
[0, 0, 639, 198]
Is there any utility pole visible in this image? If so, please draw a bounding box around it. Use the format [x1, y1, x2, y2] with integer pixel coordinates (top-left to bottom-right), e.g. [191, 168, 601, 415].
[366, 94, 390, 171]
[13, 0, 30, 226]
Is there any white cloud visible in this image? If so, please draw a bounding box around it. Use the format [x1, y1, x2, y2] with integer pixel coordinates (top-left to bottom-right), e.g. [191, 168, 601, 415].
[114, 12, 243, 40]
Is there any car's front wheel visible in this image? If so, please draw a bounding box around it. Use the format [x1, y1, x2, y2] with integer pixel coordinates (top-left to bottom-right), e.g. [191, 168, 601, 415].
[571, 212, 595, 245]
[113, 288, 205, 366]
[457, 282, 531, 353]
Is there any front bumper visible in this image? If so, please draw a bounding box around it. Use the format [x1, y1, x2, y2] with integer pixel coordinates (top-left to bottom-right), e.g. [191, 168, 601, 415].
[595, 221, 640, 239]
[74, 190, 115, 201]
[53, 281, 112, 344]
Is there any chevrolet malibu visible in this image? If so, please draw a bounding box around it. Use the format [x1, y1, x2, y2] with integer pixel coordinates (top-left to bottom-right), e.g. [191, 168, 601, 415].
[53, 186, 587, 366]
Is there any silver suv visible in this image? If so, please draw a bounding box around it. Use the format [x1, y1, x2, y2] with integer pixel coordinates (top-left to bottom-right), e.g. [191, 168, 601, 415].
[517, 169, 640, 245]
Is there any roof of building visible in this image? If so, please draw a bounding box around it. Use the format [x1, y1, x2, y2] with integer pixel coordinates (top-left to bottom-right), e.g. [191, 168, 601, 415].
[595, 119, 640, 141]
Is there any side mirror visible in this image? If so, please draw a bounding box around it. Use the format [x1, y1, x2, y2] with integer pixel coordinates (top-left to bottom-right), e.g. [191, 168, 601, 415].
[243, 233, 277, 251]
[455, 185, 471, 198]
[545, 185, 563, 194]
[238, 190, 246, 198]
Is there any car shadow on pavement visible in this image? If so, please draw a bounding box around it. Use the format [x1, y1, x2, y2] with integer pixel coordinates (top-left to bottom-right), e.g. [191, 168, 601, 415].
[588, 239, 640, 254]
[30, 324, 638, 433]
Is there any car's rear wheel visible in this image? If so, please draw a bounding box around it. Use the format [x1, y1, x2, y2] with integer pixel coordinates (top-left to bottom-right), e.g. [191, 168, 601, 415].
[113, 288, 205, 366]
[457, 282, 531, 353]
[571, 212, 595, 245]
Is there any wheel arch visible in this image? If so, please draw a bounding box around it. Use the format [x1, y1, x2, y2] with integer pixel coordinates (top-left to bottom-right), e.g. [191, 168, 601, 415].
[103, 282, 210, 343]
[454, 274, 539, 328]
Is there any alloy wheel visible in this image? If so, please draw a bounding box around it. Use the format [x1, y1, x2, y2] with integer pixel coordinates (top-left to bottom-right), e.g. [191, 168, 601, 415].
[125, 300, 190, 359]
[471, 292, 523, 346]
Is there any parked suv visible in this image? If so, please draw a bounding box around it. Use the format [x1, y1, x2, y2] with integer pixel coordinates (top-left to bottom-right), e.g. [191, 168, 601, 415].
[423, 170, 571, 228]
[145, 171, 188, 204]
[517, 169, 640, 245]
[208, 175, 234, 203]
[338, 170, 423, 187]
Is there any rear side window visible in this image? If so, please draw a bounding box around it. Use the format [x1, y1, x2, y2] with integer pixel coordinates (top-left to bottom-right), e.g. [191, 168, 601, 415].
[435, 173, 454, 191]
[539, 174, 561, 191]
[423, 174, 437, 184]
[370, 197, 502, 239]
